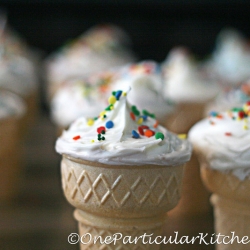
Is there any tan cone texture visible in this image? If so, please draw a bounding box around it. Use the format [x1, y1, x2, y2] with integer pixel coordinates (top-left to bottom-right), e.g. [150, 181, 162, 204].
[200, 167, 250, 250]
[61, 155, 185, 249]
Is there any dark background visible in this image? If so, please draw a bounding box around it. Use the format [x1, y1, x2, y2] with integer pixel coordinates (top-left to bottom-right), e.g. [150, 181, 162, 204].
[1, 0, 250, 61]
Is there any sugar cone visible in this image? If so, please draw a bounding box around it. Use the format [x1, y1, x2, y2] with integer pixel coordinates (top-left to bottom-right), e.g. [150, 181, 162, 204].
[200, 167, 250, 250]
[165, 102, 211, 216]
[61, 154, 185, 249]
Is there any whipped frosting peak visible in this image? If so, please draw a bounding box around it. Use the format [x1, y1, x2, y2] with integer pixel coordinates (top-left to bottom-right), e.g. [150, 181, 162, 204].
[56, 88, 192, 166]
[162, 47, 219, 103]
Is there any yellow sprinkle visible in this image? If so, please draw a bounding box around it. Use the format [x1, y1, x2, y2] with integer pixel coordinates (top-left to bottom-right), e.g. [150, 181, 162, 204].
[137, 117, 143, 125]
[178, 134, 187, 139]
[243, 125, 248, 130]
[110, 105, 114, 110]
[87, 119, 94, 126]
[122, 92, 127, 96]
[90, 139, 95, 143]
[108, 95, 116, 105]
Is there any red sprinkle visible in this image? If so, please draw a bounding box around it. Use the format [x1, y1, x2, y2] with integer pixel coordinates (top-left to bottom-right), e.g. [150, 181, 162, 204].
[144, 129, 155, 137]
[97, 126, 106, 134]
[130, 112, 135, 121]
[140, 125, 149, 130]
[225, 132, 232, 136]
[138, 126, 144, 135]
[73, 135, 81, 140]
[238, 111, 245, 119]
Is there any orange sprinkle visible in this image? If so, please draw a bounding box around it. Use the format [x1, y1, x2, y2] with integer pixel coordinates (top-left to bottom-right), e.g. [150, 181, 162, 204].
[144, 129, 155, 137]
[225, 132, 232, 136]
[216, 115, 223, 119]
[130, 112, 135, 121]
[153, 120, 159, 128]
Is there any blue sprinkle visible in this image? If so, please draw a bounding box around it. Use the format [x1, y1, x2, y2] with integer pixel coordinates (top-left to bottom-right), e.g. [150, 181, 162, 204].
[132, 130, 140, 139]
[209, 111, 218, 117]
[115, 90, 123, 100]
[106, 120, 114, 129]
[141, 115, 148, 121]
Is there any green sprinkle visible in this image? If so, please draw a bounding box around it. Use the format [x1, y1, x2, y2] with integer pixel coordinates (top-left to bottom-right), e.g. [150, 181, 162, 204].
[155, 132, 164, 140]
[143, 109, 155, 118]
[231, 107, 243, 112]
[131, 105, 140, 116]
[105, 104, 113, 111]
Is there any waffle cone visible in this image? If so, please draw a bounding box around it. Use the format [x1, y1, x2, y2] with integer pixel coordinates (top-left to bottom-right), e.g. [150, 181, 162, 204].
[211, 194, 250, 250]
[200, 167, 250, 250]
[61, 154, 185, 249]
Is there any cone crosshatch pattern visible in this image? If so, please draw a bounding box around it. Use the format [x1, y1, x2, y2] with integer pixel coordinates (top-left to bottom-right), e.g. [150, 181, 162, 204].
[78, 223, 161, 250]
[61, 159, 183, 209]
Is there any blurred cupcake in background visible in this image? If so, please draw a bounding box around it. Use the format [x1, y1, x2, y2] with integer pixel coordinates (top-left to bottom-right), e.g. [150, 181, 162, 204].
[111, 60, 175, 126]
[0, 89, 26, 203]
[162, 47, 219, 218]
[45, 23, 137, 101]
[0, 15, 39, 130]
[189, 101, 250, 250]
[50, 70, 117, 135]
[162, 46, 220, 134]
[206, 28, 250, 88]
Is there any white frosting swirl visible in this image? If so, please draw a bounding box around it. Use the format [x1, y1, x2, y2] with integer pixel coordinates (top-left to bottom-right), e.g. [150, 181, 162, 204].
[56, 88, 192, 166]
[162, 47, 219, 103]
[189, 103, 250, 180]
[0, 90, 26, 120]
[111, 61, 175, 120]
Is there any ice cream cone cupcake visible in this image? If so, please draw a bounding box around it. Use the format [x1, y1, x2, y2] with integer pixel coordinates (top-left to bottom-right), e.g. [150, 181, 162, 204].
[189, 101, 250, 250]
[162, 47, 219, 217]
[55, 88, 192, 249]
[0, 18, 39, 131]
[0, 90, 26, 203]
